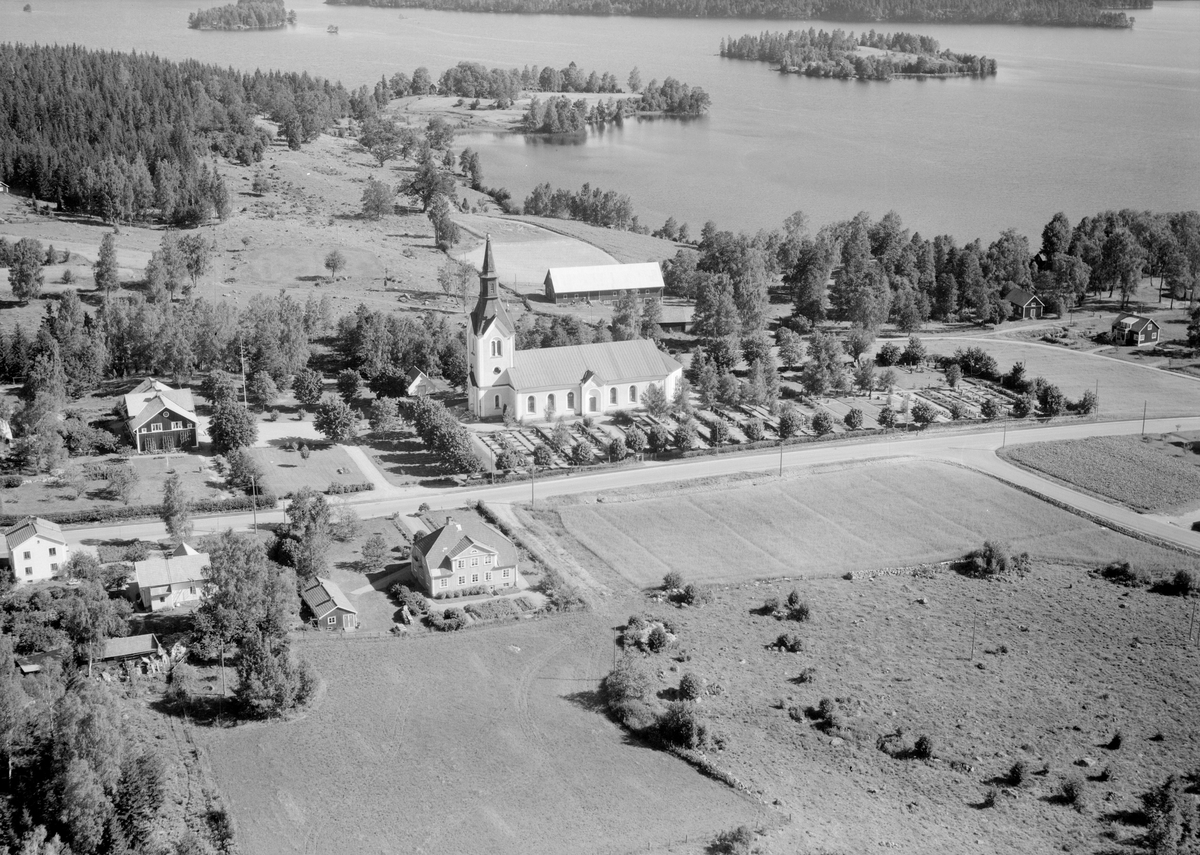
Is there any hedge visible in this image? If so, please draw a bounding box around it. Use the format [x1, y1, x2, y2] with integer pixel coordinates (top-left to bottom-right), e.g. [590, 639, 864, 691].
[0, 491, 279, 527]
[326, 481, 375, 495]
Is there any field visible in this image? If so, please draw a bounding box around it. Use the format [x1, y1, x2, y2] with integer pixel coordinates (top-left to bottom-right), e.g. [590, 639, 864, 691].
[542, 460, 1200, 591]
[1001, 432, 1200, 514]
[453, 214, 618, 294]
[615, 563, 1200, 855]
[250, 440, 363, 496]
[910, 336, 1200, 420]
[196, 614, 765, 855]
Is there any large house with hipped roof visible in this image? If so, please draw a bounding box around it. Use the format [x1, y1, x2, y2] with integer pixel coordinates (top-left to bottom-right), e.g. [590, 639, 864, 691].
[1, 517, 69, 584]
[133, 543, 211, 611]
[410, 515, 519, 597]
[119, 379, 198, 453]
[467, 237, 683, 420]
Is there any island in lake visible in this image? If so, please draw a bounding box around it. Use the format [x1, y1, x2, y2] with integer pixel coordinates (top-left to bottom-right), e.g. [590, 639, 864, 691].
[324, 0, 1135, 28]
[722, 29, 998, 79]
[189, 0, 295, 30]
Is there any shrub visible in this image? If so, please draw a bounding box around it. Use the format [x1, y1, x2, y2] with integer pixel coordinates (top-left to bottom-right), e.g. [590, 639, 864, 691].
[965, 540, 1030, 579]
[775, 632, 803, 653]
[682, 583, 712, 606]
[789, 601, 811, 622]
[913, 734, 934, 760]
[601, 656, 655, 729]
[786, 589, 801, 609]
[1059, 775, 1086, 811]
[464, 599, 520, 622]
[795, 666, 817, 683]
[876, 342, 902, 366]
[647, 624, 669, 652]
[762, 596, 780, 614]
[1142, 774, 1198, 855]
[428, 607, 468, 632]
[299, 444, 311, 460]
[655, 701, 708, 749]
[1011, 395, 1033, 418]
[842, 408, 863, 430]
[662, 571, 684, 591]
[812, 411, 834, 435]
[538, 566, 586, 611]
[326, 481, 375, 495]
[0, 475, 21, 488]
[678, 672, 702, 701]
[418, 502, 431, 513]
[710, 826, 754, 855]
[1007, 759, 1029, 786]
[1107, 729, 1123, 750]
[980, 397, 1000, 420]
[743, 418, 764, 442]
[1170, 569, 1197, 597]
[981, 787, 998, 809]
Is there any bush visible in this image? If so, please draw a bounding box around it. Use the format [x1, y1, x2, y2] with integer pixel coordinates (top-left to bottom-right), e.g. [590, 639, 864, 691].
[1007, 759, 1029, 786]
[876, 342, 902, 366]
[662, 571, 684, 591]
[647, 624, 669, 652]
[788, 600, 811, 622]
[0, 491, 278, 527]
[795, 666, 817, 683]
[842, 408, 863, 430]
[775, 632, 803, 653]
[538, 565, 585, 611]
[678, 672, 702, 701]
[655, 701, 708, 749]
[965, 540, 1030, 579]
[1011, 395, 1033, 418]
[600, 656, 655, 730]
[762, 596, 780, 614]
[913, 734, 934, 760]
[743, 418, 764, 442]
[464, 599, 520, 622]
[710, 825, 753, 855]
[1059, 775, 1086, 811]
[1169, 569, 1197, 597]
[1100, 560, 1149, 587]
[981, 787, 998, 809]
[1143, 774, 1198, 855]
[682, 583, 712, 606]
[0, 475, 21, 488]
[326, 481, 375, 495]
[428, 607, 468, 632]
[812, 411, 834, 435]
[980, 397, 1001, 420]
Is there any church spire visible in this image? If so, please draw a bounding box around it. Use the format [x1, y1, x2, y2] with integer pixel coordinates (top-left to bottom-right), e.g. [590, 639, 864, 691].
[470, 235, 512, 335]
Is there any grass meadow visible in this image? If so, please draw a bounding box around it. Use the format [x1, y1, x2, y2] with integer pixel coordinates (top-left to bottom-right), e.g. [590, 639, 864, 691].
[1001, 433, 1200, 513]
[547, 461, 1200, 590]
[197, 614, 763, 855]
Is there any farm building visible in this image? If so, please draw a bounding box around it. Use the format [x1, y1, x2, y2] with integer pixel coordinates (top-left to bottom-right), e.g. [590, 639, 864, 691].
[1001, 288, 1045, 320]
[469, 238, 683, 420]
[543, 262, 664, 305]
[411, 515, 519, 597]
[119, 378, 199, 453]
[14, 649, 65, 676]
[1111, 313, 1161, 346]
[404, 367, 452, 397]
[133, 543, 211, 611]
[0, 517, 69, 585]
[102, 634, 165, 663]
[302, 577, 358, 631]
[658, 304, 695, 334]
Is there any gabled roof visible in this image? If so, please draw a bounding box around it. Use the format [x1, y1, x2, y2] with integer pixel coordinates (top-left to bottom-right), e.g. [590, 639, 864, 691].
[498, 339, 681, 393]
[413, 516, 518, 576]
[1001, 287, 1042, 307]
[103, 634, 163, 661]
[5, 517, 66, 549]
[133, 549, 211, 590]
[545, 262, 664, 296]
[127, 395, 196, 433]
[301, 577, 357, 620]
[1112, 312, 1159, 333]
[405, 369, 452, 395]
[122, 379, 196, 422]
[470, 237, 515, 338]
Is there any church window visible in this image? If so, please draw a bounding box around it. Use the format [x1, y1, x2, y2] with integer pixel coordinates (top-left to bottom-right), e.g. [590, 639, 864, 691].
[547, 393, 556, 412]
[490, 339, 502, 357]
[527, 396, 536, 414]
[567, 391, 575, 410]
[609, 388, 617, 405]
[629, 385, 638, 403]
[494, 395, 500, 410]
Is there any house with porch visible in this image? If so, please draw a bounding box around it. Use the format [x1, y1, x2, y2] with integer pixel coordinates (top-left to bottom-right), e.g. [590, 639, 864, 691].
[1001, 288, 1045, 321]
[1111, 313, 1161, 346]
[411, 515, 519, 598]
[133, 543, 211, 611]
[119, 379, 198, 453]
[1, 517, 69, 585]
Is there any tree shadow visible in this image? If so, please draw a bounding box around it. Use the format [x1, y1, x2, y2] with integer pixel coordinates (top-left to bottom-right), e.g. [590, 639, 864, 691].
[563, 688, 606, 714]
[295, 275, 328, 283]
[1101, 807, 1147, 827]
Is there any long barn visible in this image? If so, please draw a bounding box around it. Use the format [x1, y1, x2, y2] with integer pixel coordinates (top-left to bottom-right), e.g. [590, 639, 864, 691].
[543, 262, 664, 304]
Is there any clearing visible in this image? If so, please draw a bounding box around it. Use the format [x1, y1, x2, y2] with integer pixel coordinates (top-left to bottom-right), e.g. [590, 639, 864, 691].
[196, 614, 765, 855]
[536, 459, 1200, 591]
[1000, 431, 1200, 514]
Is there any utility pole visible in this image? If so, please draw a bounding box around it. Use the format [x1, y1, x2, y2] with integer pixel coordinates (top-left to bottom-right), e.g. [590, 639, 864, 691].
[529, 455, 536, 508]
[779, 435, 784, 477]
[1002, 411, 1008, 447]
[1142, 400, 1147, 436]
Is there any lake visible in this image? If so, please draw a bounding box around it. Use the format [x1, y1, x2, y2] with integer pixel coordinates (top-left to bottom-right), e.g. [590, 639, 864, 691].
[3, 0, 1199, 240]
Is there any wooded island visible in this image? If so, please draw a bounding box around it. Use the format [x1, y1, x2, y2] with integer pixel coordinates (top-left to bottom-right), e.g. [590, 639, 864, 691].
[188, 0, 295, 30]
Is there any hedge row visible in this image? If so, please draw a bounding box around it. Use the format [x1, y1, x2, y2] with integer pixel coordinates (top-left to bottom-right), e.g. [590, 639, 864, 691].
[0, 491, 278, 527]
[326, 481, 375, 495]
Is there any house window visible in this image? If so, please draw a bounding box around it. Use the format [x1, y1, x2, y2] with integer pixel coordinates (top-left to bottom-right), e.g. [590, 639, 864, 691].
[609, 388, 617, 404]
[485, 572, 492, 581]
[140, 427, 147, 433]
[327, 616, 336, 625]
[567, 391, 575, 410]
[189, 586, 196, 595]
[22, 551, 30, 560]
[471, 557, 479, 566]
[50, 564, 58, 573]
[472, 574, 479, 583]
[458, 576, 465, 585]
[151, 424, 162, 432]
[456, 559, 465, 569]
[48, 548, 56, 556]
[589, 395, 598, 412]
[629, 385, 638, 403]
[439, 578, 447, 588]
[171, 421, 182, 430]
[494, 395, 501, 410]
[527, 396, 536, 414]
[24, 567, 32, 576]
[503, 568, 510, 578]
[484, 555, 492, 565]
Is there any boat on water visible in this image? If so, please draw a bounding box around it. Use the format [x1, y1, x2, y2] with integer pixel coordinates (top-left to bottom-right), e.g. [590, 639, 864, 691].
[327, 24, 338, 33]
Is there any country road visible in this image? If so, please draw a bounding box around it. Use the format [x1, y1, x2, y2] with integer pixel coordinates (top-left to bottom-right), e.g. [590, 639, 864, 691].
[64, 415, 1200, 555]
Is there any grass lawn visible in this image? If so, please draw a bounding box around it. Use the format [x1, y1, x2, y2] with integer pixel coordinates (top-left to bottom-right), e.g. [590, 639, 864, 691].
[250, 441, 363, 496]
[1001, 432, 1200, 514]
[0, 452, 228, 518]
[356, 429, 450, 487]
[318, 515, 413, 631]
[908, 338, 1200, 420]
[196, 614, 763, 855]
[539, 460, 1200, 590]
[618, 563, 1200, 854]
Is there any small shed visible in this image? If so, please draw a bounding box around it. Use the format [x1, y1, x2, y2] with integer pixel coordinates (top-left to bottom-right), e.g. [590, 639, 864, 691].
[1001, 287, 1045, 321]
[102, 634, 165, 662]
[302, 577, 358, 631]
[404, 367, 452, 397]
[1111, 313, 1160, 346]
[14, 648, 65, 676]
[658, 304, 695, 334]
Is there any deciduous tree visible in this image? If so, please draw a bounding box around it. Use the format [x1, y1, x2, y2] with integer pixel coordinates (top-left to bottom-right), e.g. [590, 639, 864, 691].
[314, 396, 357, 442]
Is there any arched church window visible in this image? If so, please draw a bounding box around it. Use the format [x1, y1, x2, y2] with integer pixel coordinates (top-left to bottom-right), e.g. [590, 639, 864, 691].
[567, 391, 575, 410]
[609, 388, 617, 404]
[527, 396, 536, 414]
[629, 385, 638, 403]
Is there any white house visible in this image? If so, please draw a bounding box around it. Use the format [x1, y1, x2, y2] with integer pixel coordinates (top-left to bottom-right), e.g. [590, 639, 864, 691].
[410, 515, 519, 597]
[1, 517, 69, 585]
[133, 543, 211, 611]
[468, 237, 683, 420]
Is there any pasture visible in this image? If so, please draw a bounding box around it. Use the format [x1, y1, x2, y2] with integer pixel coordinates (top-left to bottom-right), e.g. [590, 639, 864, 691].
[454, 215, 618, 295]
[196, 614, 763, 855]
[1001, 432, 1200, 514]
[546, 460, 1200, 590]
[918, 337, 1200, 420]
[630, 563, 1200, 855]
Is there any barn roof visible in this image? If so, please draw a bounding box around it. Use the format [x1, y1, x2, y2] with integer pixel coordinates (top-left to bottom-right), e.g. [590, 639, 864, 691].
[497, 339, 681, 393]
[301, 577, 357, 620]
[545, 262, 664, 296]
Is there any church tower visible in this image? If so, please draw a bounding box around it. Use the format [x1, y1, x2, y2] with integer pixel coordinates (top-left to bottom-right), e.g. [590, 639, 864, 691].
[467, 236, 515, 418]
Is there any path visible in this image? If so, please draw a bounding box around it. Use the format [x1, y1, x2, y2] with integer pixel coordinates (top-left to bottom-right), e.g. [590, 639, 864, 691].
[63, 416, 1200, 557]
[339, 445, 400, 496]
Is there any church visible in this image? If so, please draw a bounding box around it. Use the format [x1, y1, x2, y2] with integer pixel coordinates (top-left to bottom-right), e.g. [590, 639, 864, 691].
[467, 237, 683, 421]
